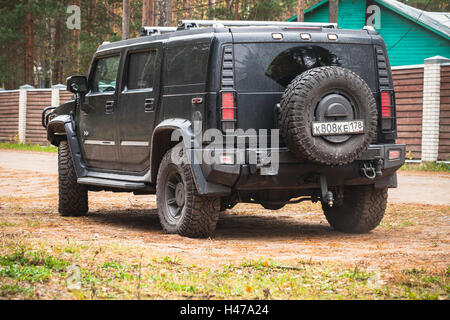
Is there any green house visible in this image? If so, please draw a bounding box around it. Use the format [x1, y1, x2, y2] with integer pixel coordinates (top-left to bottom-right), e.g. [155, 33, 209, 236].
[288, 0, 450, 66]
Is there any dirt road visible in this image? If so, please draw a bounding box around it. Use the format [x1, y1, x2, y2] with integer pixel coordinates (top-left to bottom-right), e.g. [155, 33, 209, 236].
[0, 149, 449, 271]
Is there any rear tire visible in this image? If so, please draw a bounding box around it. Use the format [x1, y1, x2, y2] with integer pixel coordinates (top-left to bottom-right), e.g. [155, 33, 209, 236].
[322, 185, 387, 233]
[58, 140, 88, 216]
[156, 150, 220, 238]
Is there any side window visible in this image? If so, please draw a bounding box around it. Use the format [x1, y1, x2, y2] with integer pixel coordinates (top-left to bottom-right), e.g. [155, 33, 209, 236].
[166, 42, 210, 86]
[91, 55, 120, 93]
[127, 50, 157, 90]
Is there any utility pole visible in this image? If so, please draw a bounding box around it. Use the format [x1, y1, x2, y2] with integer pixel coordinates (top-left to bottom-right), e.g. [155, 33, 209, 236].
[122, 0, 130, 40]
[297, 0, 304, 22]
[142, 0, 154, 27]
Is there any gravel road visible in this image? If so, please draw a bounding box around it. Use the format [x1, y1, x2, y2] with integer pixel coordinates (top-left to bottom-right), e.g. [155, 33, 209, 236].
[0, 149, 448, 271]
[1, 149, 449, 205]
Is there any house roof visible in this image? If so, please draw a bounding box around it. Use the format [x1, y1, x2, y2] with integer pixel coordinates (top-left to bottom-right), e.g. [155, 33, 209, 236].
[427, 12, 450, 29]
[378, 0, 449, 39]
[287, 0, 450, 40]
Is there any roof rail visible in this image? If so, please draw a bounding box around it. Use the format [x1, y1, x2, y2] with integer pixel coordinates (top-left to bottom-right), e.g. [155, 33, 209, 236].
[140, 26, 177, 37]
[177, 20, 337, 30]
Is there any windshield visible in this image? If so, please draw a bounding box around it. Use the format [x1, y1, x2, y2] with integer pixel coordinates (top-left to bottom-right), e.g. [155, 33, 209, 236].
[234, 43, 376, 92]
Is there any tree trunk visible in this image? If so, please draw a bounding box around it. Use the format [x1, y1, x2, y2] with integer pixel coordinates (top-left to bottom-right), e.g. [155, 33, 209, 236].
[122, 0, 130, 40]
[297, 0, 304, 22]
[142, 0, 154, 27]
[154, 0, 159, 26]
[88, 0, 94, 36]
[329, 0, 339, 23]
[50, 17, 56, 86]
[160, 0, 172, 27]
[25, 12, 34, 86]
[74, 0, 81, 73]
[209, 0, 215, 19]
[52, 11, 64, 85]
[234, 0, 239, 20]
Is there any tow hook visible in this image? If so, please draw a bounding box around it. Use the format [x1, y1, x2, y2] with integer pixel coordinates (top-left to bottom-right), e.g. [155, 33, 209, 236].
[319, 175, 334, 207]
[361, 161, 377, 179]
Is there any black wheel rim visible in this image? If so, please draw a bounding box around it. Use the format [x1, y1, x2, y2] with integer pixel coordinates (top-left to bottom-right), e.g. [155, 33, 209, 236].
[165, 167, 185, 224]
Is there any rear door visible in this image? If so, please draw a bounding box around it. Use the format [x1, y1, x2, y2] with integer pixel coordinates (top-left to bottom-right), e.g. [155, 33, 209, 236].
[232, 42, 377, 131]
[79, 53, 121, 170]
[116, 43, 162, 173]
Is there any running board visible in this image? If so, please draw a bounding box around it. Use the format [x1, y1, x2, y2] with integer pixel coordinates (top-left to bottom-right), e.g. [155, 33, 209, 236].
[77, 177, 147, 190]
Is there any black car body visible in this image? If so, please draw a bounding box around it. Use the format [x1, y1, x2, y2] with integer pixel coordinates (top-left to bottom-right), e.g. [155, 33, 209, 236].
[43, 20, 406, 238]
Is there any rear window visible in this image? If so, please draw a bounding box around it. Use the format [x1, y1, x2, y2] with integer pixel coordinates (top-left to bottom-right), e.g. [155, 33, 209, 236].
[234, 43, 376, 92]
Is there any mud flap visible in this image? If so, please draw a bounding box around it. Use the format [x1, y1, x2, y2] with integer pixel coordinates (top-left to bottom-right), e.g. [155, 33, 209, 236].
[375, 172, 397, 188]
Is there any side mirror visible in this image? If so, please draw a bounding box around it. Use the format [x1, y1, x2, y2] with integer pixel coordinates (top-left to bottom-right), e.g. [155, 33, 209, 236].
[67, 75, 88, 94]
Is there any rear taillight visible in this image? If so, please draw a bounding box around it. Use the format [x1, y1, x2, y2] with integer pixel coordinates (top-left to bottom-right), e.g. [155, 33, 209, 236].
[221, 93, 234, 119]
[221, 91, 236, 131]
[381, 91, 392, 117]
[380, 90, 395, 131]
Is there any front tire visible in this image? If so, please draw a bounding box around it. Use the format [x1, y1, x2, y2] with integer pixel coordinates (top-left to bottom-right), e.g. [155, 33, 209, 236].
[322, 185, 387, 233]
[58, 140, 88, 216]
[156, 150, 220, 238]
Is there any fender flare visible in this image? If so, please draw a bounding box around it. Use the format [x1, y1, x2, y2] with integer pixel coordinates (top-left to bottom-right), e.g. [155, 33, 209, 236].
[46, 114, 71, 146]
[150, 119, 230, 196]
[47, 114, 88, 178]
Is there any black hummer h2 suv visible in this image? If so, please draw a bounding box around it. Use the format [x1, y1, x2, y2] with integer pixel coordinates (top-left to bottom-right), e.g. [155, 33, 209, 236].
[42, 20, 405, 238]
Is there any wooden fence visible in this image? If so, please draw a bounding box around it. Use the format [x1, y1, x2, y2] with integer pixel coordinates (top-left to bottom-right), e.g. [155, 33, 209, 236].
[0, 61, 449, 161]
[393, 67, 424, 160]
[0, 88, 73, 144]
[0, 91, 19, 142]
[439, 65, 450, 161]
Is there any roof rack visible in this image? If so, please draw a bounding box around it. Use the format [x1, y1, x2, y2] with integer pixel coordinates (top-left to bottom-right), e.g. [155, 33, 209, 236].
[140, 26, 177, 37]
[177, 20, 337, 30]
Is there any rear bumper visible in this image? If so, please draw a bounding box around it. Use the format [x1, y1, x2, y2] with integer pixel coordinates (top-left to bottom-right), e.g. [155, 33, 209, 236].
[201, 144, 405, 192]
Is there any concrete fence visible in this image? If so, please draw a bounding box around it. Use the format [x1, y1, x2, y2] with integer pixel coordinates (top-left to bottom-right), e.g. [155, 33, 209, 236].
[0, 56, 449, 161]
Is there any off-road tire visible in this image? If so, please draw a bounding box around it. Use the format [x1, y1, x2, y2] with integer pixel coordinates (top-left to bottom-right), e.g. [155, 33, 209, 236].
[156, 150, 220, 238]
[279, 66, 377, 165]
[322, 185, 387, 233]
[261, 202, 286, 210]
[58, 140, 88, 216]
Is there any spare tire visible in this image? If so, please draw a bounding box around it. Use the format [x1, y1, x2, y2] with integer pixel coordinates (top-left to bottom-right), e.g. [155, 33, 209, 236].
[279, 66, 377, 166]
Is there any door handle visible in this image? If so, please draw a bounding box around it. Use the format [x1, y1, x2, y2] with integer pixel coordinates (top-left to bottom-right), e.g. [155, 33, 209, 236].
[105, 101, 115, 114]
[144, 98, 155, 112]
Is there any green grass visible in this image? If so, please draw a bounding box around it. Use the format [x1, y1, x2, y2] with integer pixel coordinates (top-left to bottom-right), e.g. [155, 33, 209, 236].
[0, 283, 34, 298]
[0, 242, 447, 300]
[0, 142, 57, 153]
[400, 162, 450, 172]
[0, 249, 69, 284]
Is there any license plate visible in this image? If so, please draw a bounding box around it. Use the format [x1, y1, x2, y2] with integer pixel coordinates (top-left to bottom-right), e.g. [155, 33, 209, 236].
[312, 120, 364, 136]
